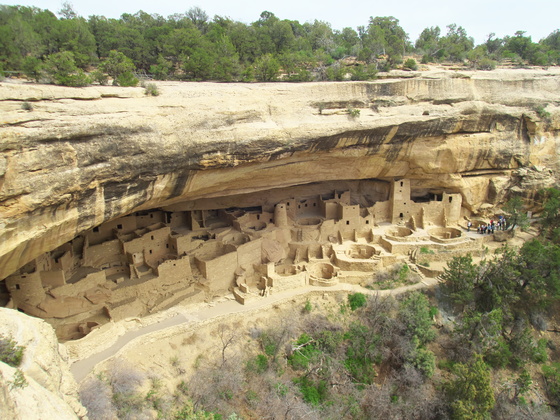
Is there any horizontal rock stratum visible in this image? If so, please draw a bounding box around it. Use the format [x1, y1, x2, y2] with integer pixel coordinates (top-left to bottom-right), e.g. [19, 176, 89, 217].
[1, 69, 559, 281]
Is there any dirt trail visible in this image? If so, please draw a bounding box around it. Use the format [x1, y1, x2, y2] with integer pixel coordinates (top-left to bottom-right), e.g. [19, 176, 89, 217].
[70, 277, 439, 383]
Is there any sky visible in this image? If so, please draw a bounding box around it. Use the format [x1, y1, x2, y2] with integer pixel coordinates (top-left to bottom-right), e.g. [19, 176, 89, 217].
[1, 0, 558, 45]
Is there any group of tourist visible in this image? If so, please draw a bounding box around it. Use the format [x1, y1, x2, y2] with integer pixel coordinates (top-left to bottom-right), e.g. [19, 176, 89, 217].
[466, 216, 508, 234]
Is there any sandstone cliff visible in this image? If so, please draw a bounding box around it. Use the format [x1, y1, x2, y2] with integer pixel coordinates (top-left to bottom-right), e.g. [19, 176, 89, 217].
[0, 308, 86, 419]
[0, 69, 559, 281]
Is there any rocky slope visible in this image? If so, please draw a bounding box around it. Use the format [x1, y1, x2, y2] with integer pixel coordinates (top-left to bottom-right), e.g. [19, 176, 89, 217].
[0, 308, 86, 419]
[0, 69, 559, 281]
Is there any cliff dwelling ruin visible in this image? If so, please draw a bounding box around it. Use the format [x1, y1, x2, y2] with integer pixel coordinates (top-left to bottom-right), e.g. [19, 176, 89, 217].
[1, 178, 492, 341]
[1, 71, 558, 343]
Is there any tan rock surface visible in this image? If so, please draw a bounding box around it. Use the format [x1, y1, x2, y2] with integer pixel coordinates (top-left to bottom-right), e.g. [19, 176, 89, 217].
[1, 69, 559, 280]
[0, 308, 86, 419]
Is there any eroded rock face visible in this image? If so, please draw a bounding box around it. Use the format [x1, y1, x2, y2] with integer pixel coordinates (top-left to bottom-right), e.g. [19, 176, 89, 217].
[0, 69, 559, 281]
[0, 308, 86, 419]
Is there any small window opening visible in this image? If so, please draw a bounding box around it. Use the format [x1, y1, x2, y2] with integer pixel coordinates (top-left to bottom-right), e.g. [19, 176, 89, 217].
[15, 284, 21, 290]
[399, 213, 404, 218]
[346, 220, 350, 225]
[149, 250, 152, 254]
[150, 214, 154, 218]
[117, 224, 123, 229]
[449, 196, 453, 203]
[400, 181, 404, 187]
[93, 227, 99, 233]
[151, 235, 154, 240]
[366, 220, 370, 224]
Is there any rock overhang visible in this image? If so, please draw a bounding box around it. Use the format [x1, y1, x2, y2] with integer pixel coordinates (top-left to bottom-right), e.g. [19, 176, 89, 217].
[0, 70, 559, 281]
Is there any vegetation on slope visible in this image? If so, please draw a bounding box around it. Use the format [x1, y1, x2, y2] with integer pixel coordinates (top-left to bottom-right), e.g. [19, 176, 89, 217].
[78, 188, 560, 419]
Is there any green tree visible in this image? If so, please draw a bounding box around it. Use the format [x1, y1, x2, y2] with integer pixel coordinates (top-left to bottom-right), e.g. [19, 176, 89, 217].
[415, 26, 441, 60]
[43, 51, 90, 86]
[362, 16, 408, 67]
[254, 53, 279, 82]
[0, 6, 42, 69]
[503, 195, 529, 230]
[185, 6, 209, 33]
[101, 50, 136, 85]
[503, 31, 545, 65]
[181, 47, 215, 80]
[149, 55, 172, 80]
[398, 292, 436, 345]
[212, 35, 241, 81]
[445, 354, 495, 420]
[55, 15, 97, 68]
[441, 254, 477, 308]
[439, 24, 474, 62]
[22, 56, 43, 81]
[541, 187, 560, 241]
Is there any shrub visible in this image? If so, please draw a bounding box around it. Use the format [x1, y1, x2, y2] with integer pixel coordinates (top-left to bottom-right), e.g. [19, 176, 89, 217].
[63, 70, 91, 87]
[409, 346, 436, 378]
[21, 101, 33, 111]
[293, 376, 328, 406]
[101, 50, 136, 85]
[403, 58, 418, 70]
[144, 82, 159, 96]
[325, 65, 346, 81]
[535, 105, 551, 121]
[289, 334, 321, 370]
[80, 377, 115, 419]
[350, 64, 377, 81]
[246, 354, 268, 374]
[478, 58, 496, 70]
[259, 333, 277, 357]
[115, 71, 139, 87]
[9, 369, 27, 390]
[44, 52, 91, 87]
[398, 292, 436, 345]
[542, 363, 560, 406]
[347, 107, 361, 119]
[303, 299, 313, 313]
[398, 263, 410, 282]
[0, 334, 25, 367]
[90, 70, 109, 85]
[348, 293, 367, 311]
[420, 246, 434, 254]
[22, 56, 43, 82]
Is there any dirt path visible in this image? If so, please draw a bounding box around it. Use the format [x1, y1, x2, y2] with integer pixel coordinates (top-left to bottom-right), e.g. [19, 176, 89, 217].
[70, 277, 440, 383]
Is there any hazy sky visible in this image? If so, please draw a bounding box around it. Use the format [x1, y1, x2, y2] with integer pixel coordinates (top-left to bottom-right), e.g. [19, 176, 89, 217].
[2, 0, 557, 44]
